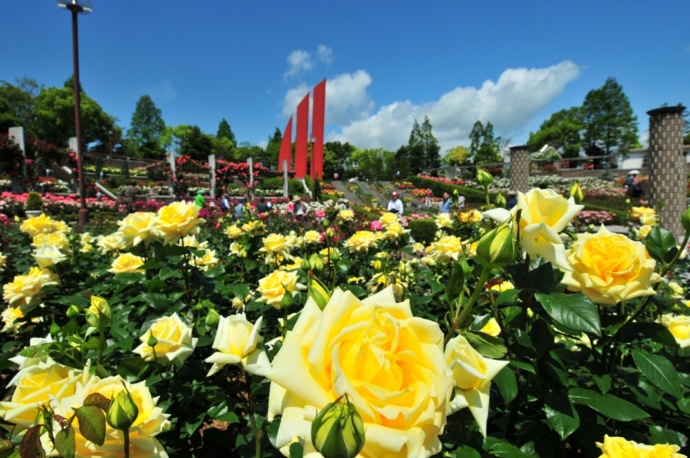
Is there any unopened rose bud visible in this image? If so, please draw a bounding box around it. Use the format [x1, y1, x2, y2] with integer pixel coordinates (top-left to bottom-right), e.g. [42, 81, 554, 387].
[329, 249, 340, 262]
[682, 207, 690, 233]
[106, 386, 139, 430]
[568, 182, 584, 204]
[147, 332, 158, 348]
[311, 394, 365, 458]
[476, 168, 493, 188]
[205, 309, 220, 327]
[310, 252, 324, 271]
[301, 257, 312, 271]
[86, 296, 111, 328]
[326, 228, 335, 238]
[475, 222, 516, 269]
[308, 277, 330, 310]
[495, 193, 506, 208]
[67, 303, 80, 318]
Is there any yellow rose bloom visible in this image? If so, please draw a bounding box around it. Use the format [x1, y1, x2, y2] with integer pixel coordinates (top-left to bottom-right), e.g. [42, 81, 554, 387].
[3, 266, 59, 307]
[96, 233, 127, 254]
[205, 313, 270, 376]
[303, 230, 322, 244]
[20, 214, 70, 238]
[445, 335, 509, 436]
[343, 231, 380, 253]
[225, 224, 243, 239]
[0, 252, 6, 271]
[256, 270, 304, 309]
[230, 242, 248, 258]
[1, 306, 25, 332]
[561, 226, 660, 305]
[260, 233, 290, 256]
[480, 317, 501, 336]
[32, 244, 67, 269]
[133, 313, 198, 366]
[637, 224, 653, 240]
[430, 235, 463, 262]
[32, 231, 70, 253]
[379, 212, 399, 228]
[267, 287, 454, 457]
[596, 435, 685, 458]
[630, 206, 656, 223]
[118, 211, 158, 247]
[668, 281, 684, 298]
[108, 253, 145, 274]
[154, 201, 205, 244]
[338, 209, 355, 221]
[384, 222, 406, 241]
[242, 220, 265, 235]
[490, 280, 514, 293]
[458, 209, 482, 224]
[0, 360, 82, 430]
[191, 249, 219, 271]
[661, 314, 690, 348]
[436, 213, 453, 228]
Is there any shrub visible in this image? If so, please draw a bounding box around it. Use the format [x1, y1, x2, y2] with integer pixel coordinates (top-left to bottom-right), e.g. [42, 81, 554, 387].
[25, 192, 43, 211]
[408, 218, 437, 245]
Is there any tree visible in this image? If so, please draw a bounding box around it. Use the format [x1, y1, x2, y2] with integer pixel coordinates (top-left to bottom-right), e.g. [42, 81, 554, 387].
[0, 78, 41, 134]
[32, 78, 118, 150]
[323, 141, 355, 179]
[263, 128, 282, 168]
[527, 107, 584, 158]
[405, 116, 441, 174]
[127, 95, 166, 159]
[394, 145, 411, 179]
[176, 125, 214, 161]
[581, 77, 638, 156]
[217, 118, 236, 146]
[347, 148, 394, 180]
[443, 146, 470, 166]
[469, 121, 504, 165]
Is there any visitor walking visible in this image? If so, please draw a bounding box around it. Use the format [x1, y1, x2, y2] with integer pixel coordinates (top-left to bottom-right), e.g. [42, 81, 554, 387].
[195, 189, 205, 208]
[439, 192, 452, 213]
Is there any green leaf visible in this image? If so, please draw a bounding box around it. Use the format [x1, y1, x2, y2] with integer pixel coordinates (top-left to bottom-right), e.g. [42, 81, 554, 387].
[645, 226, 679, 263]
[648, 425, 688, 448]
[494, 365, 518, 404]
[83, 393, 111, 411]
[483, 437, 535, 457]
[74, 405, 106, 446]
[288, 442, 304, 458]
[617, 322, 679, 347]
[569, 388, 650, 421]
[55, 427, 76, 458]
[452, 446, 481, 458]
[535, 293, 601, 336]
[543, 392, 580, 439]
[632, 349, 682, 398]
[463, 331, 507, 359]
[19, 425, 45, 458]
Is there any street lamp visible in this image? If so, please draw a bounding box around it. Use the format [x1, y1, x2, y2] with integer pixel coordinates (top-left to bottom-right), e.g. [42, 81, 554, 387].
[57, 0, 92, 227]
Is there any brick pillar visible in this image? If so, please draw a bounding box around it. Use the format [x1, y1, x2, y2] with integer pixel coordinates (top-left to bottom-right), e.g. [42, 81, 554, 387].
[647, 105, 686, 242]
[509, 145, 530, 193]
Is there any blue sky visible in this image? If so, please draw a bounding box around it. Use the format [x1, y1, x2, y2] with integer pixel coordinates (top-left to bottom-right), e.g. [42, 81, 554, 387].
[2, 1, 689, 155]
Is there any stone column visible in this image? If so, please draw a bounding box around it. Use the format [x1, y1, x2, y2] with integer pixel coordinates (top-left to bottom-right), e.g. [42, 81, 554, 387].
[647, 105, 686, 243]
[509, 145, 530, 193]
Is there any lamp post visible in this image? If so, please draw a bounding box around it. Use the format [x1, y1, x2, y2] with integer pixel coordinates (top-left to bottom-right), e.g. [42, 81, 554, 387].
[57, 0, 92, 227]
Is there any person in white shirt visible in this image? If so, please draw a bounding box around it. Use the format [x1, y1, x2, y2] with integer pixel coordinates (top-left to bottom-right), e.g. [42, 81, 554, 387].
[387, 192, 404, 215]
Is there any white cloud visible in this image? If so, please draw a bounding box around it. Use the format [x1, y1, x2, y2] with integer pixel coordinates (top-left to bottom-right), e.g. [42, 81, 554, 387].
[329, 60, 581, 153]
[143, 79, 177, 103]
[316, 45, 333, 65]
[285, 50, 313, 78]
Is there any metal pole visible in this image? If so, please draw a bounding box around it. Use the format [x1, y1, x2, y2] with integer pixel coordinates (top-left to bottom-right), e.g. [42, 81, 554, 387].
[71, 8, 89, 226]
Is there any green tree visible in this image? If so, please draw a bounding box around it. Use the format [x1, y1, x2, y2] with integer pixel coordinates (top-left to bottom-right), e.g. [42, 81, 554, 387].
[0, 78, 41, 134]
[581, 77, 638, 156]
[443, 146, 470, 166]
[212, 118, 238, 161]
[419, 116, 441, 171]
[32, 78, 118, 150]
[347, 148, 394, 181]
[235, 142, 264, 163]
[217, 118, 236, 146]
[263, 128, 282, 168]
[127, 95, 166, 159]
[406, 119, 425, 174]
[177, 125, 214, 161]
[394, 145, 411, 179]
[527, 107, 584, 158]
[323, 141, 355, 179]
[469, 120, 504, 165]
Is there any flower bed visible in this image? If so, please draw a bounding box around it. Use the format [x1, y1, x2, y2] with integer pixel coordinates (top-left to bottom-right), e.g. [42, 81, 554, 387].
[0, 187, 688, 456]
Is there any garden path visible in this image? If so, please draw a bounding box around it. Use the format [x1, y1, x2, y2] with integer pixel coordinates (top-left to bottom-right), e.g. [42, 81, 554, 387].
[329, 181, 363, 205]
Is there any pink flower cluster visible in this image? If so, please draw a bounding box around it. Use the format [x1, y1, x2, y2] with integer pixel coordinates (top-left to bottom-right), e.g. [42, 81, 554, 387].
[577, 210, 616, 225]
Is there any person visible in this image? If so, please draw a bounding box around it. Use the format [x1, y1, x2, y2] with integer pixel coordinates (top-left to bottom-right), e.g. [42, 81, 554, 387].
[506, 191, 518, 210]
[195, 189, 205, 208]
[628, 175, 645, 199]
[439, 192, 452, 213]
[123, 182, 137, 213]
[256, 196, 270, 214]
[624, 170, 637, 193]
[387, 191, 404, 215]
[234, 198, 246, 221]
[293, 195, 309, 221]
[220, 194, 230, 213]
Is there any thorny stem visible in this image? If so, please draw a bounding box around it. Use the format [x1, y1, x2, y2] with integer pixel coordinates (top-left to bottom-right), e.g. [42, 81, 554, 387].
[445, 267, 492, 346]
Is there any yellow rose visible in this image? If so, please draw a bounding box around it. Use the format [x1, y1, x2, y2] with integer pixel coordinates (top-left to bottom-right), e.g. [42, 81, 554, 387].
[338, 209, 355, 221]
[637, 224, 653, 240]
[490, 280, 514, 293]
[2, 266, 59, 307]
[230, 242, 248, 258]
[668, 281, 684, 298]
[479, 317, 501, 336]
[32, 232, 70, 253]
[54, 373, 170, 456]
[384, 222, 406, 241]
[0, 360, 82, 430]
[133, 313, 198, 366]
[205, 313, 270, 376]
[242, 220, 265, 235]
[32, 244, 67, 269]
[445, 335, 509, 436]
[630, 206, 656, 223]
[561, 226, 660, 305]
[303, 230, 322, 244]
[596, 435, 685, 458]
[20, 214, 70, 238]
[225, 224, 243, 239]
[154, 201, 205, 243]
[118, 211, 158, 247]
[256, 270, 304, 309]
[267, 287, 454, 457]
[343, 231, 380, 253]
[661, 314, 690, 348]
[109, 253, 145, 274]
[1, 306, 25, 332]
[260, 233, 289, 256]
[0, 252, 6, 271]
[96, 233, 127, 254]
[458, 209, 482, 223]
[379, 212, 399, 228]
[191, 249, 219, 271]
[431, 235, 463, 262]
[436, 213, 453, 228]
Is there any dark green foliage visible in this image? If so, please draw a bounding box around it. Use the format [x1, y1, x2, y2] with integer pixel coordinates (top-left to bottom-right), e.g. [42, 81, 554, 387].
[127, 95, 166, 159]
[408, 218, 437, 245]
[25, 192, 43, 210]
